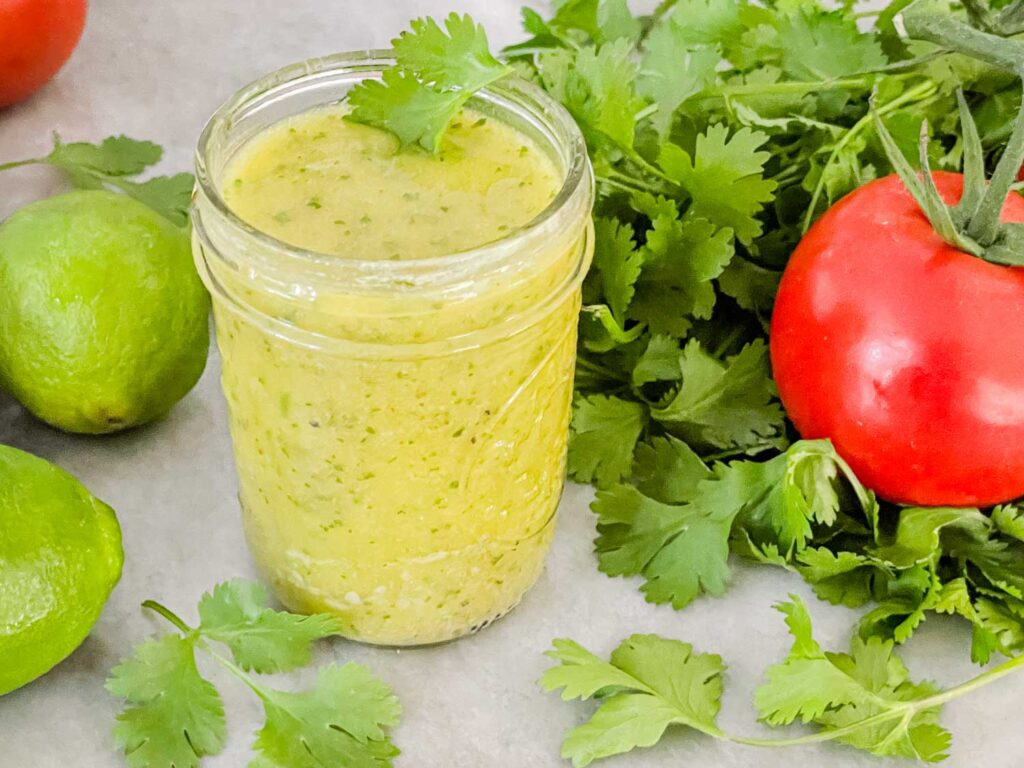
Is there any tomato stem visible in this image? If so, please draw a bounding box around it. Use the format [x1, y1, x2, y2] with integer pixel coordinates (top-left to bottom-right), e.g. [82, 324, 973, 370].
[873, 4, 1024, 265]
[903, 8, 1024, 72]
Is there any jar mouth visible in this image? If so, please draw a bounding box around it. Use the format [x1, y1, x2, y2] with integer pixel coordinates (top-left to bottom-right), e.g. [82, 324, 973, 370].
[193, 49, 592, 278]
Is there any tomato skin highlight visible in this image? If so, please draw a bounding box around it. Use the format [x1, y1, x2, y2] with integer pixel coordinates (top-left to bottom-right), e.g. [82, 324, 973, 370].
[0, 0, 87, 109]
[771, 172, 1024, 507]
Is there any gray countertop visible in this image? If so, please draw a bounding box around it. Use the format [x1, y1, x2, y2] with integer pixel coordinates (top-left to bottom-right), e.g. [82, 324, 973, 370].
[0, 2, 1019, 767]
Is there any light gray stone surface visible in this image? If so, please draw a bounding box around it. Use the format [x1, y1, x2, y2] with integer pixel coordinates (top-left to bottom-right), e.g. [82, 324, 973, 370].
[0, 1, 1020, 766]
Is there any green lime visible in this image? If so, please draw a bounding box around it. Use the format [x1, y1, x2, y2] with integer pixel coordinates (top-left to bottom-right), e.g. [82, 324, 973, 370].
[0, 189, 210, 434]
[0, 444, 123, 696]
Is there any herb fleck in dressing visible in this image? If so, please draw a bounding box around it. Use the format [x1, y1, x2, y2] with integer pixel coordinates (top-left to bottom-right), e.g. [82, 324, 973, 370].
[214, 104, 586, 645]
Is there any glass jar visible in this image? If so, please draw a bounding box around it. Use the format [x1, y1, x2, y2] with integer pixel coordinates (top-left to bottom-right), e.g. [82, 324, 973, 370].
[192, 52, 593, 646]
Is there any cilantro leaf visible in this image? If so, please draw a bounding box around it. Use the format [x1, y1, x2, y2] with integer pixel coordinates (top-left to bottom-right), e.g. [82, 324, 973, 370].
[992, 503, 1024, 542]
[109, 582, 401, 768]
[779, 9, 888, 81]
[593, 483, 732, 608]
[934, 577, 1003, 664]
[722, 439, 876, 551]
[568, 394, 647, 487]
[628, 196, 735, 336]
[540, 638, 656, 701]
[549, 0, 641, 45]
[590, 439, 878, 611]
[348, 69, 464, 153]
[47, 135, 163, 176]
[631, 334, 682, 387]
[540, 635, 725, 767]
[507, 7, 567, 52]
[120, 172, 195, 227]
[632, 434, 710, 503]
[637, 27, 718, 135]
[538, 40, 645, 152]
[546, 596, 1024, 764]
[661, 0, 744, 47]
[796, 547, 883, 608]
[659, 125, 777, 244]
[590, 217, 642, 324]
[252, 664, 401, 768]
[347, 13, 509, 154]
[716, 256, 781, 325]
[107, 636, 226, 768]
[857, 565, 944, 645]
[197, 579, 343, 673]
[651, 339, 785, 453]
[871, 506, 991, 569]
[391, 14, 509, 92]
[4, 134, 197, 226]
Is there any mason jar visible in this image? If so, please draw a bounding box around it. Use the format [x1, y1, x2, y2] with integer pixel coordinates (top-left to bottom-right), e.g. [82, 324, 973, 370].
[191, 52, 593, 646]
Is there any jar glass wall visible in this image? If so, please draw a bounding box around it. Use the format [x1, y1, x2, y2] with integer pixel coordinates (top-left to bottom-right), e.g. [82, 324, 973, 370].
[192, 53, 593, 646]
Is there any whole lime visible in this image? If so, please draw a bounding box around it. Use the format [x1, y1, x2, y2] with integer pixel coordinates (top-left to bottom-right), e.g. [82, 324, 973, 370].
[0, 444, 123, 696]
[0, 189, 210, 434]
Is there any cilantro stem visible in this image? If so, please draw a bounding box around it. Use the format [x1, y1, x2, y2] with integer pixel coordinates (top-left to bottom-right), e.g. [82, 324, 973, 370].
[628, 152, 675, 186]
[708, 77, 879, 100]
[917, 651, 1024, 706]
[702, 441, 783, 462]
[801, 79, 939, 233]
[642, 0, 680, 41]
[0, 158, 43, 173]
[711, 325, 744, 358]
[204, 643, 275, 702]
[649, 0, 679, 23]
[142, 599, 194, 634]
[577, 354, 629, 383]
[596, 174, 649, 196]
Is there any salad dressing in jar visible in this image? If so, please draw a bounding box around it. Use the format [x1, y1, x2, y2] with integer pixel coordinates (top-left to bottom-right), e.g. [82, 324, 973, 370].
[192, 53, 593, 646]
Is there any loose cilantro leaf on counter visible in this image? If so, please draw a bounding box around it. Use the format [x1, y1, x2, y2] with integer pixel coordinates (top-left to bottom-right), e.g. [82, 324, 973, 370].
[107, 636, 226, 768]
[347, 13, 510, 153]
[107, 580, 400, 768]
[754, 597, 951, 761]
[197, 579, 343, 673]
[544, 595, 1024, 765]
[0, 134, 194, 225]
[252, 665, 401, 768]
[540, 634, 726, 767]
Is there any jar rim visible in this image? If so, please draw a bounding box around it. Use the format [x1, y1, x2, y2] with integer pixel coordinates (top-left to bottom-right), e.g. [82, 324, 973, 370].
[193, 49, 592, 278]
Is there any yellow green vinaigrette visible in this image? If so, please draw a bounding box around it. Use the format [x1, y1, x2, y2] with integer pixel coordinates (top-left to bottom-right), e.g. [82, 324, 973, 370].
[193, 59, 592, 646]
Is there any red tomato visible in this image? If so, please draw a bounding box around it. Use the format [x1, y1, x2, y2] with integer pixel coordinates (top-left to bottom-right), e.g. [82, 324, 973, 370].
[771, 172, 1024, 507]
[0, 0, 87, 109]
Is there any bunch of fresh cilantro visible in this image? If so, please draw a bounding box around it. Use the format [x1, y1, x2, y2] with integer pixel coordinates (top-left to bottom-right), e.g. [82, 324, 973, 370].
[498, 0, 1024, 662]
